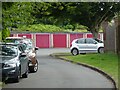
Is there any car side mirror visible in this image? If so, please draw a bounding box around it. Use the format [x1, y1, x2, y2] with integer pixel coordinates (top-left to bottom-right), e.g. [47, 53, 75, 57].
[94, 42, 97, 44]
[35, 47, 39, 50]
[20, 53, 27, 57]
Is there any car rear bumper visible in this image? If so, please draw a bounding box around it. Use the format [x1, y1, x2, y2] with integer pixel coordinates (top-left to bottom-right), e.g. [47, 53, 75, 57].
[28, 57, 37, 66]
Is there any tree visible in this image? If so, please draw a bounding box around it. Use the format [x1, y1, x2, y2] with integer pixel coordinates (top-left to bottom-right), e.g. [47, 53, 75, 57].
[2, 2, 34, 29]
[46, 2, 120, 38]
[2, 2, 120, 38]
[117, 14, 120, 54]
[31, 2, 57, 25]
[0, 31, 2, 41]
[2, 28, 10, 41]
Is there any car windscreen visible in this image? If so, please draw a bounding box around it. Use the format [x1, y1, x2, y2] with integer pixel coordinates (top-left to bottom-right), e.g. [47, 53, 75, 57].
[5, 39, 22, 44]
[23, 39, 33, 50]
[0, 46, 18, 57]
[94, 38, 103, 43]
[26, 43, 33, 50]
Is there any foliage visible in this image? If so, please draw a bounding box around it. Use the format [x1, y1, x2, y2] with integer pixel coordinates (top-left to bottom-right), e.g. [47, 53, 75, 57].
[16, 24, 88, 33]
[62, 24, 88, 32]
[48, 2, 120, 38]
[2, 2, 34, 28]
[17, 24, 63, 32]
[31, 2, 54, 24]
[0, 31, 2, 41]
[31, 2, 120, 38]
[2, 28, 10, 41]
[2, 2, 120, 37]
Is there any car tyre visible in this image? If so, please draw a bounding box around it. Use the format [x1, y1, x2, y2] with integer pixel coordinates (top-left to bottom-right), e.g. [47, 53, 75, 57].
[29, 60, 38, 73]
[98, 47, 104, 53]
[22, 66, 28, 78]
[14, 69, 21, 83]
[71, 48, 79, 56]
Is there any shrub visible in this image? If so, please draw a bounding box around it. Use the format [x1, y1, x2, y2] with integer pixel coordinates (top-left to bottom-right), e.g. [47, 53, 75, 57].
[2, 28, 10, 41]
[17, 24, 63, 32]
[0, 31, 2, 41]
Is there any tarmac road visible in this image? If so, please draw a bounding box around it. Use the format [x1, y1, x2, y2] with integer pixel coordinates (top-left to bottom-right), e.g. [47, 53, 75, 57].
[3, 48, 114, 88]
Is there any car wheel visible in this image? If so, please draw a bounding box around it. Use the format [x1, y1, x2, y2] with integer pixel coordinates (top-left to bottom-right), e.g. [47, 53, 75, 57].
[22, 66, 28, 78]
[98, 47, 104, 53]
[71, 48, 79, 56]
[29, 60, 38, 73]
[14, 69, 21, 83]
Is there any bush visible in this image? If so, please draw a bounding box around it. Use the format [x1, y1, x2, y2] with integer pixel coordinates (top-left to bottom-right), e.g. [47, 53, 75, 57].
[0, 31, 2, 41]
[63, 24, 74, 29]
[16, 24, 88, 33]
[17, 24, 63, 32]
[2, 28, 10, 41]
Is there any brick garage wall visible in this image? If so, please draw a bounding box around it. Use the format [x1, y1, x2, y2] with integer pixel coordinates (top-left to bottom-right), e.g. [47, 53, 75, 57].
[87, 33, 101, 39]
[11, 33, 103, 48]
[18, 34, 32, 39]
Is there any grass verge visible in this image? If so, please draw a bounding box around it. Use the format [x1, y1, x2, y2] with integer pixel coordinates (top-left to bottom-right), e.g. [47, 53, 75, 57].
[56, 52, 118, 87]
[0, 82, 3, 88]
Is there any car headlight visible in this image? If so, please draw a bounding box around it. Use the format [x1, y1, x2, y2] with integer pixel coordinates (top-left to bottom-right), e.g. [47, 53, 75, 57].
[4, 63, 16, 69]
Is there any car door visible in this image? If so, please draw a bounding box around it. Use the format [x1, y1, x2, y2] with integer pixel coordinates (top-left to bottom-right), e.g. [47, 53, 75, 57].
[75, 38, 86, 51]
[18, 46, 28, 74]
[85, 38, 98, 51]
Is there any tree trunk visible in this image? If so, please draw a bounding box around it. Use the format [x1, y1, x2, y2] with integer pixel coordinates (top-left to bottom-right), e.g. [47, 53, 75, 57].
[91, 29, 99, 39]
[117, 18, 120, 90]
[117, 19, 120, 55]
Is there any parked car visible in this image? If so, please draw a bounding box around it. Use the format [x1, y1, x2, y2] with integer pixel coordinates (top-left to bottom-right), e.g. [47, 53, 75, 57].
[6, 36, 26, 44]
[5, 37, 39, 73]
[21, 39, 39, 73]
[0, 44, 29, 82]
[70, 38, 104, 55]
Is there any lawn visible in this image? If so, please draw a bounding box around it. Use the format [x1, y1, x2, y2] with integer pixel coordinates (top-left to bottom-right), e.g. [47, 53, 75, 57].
[60, 53, 118, 86]
[0, 82, 3, 88]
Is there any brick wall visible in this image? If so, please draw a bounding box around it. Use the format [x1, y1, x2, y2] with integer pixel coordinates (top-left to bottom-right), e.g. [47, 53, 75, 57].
[11, 33, 103, 48]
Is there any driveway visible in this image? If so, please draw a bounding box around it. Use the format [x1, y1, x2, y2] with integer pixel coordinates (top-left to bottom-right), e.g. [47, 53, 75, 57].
[3, 48, 114, 88]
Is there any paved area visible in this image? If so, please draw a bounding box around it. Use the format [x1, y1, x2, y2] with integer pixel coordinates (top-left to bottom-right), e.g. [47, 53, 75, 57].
[3, 48, 114, 88]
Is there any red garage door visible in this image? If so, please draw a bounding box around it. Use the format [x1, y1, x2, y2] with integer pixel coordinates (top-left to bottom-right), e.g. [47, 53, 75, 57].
[53, 34, 66, 48]
[18, 34, 32, 39]
[70, 33, 83, 44]
[36, 34, 49, 48]
[87, 33, 93, 38]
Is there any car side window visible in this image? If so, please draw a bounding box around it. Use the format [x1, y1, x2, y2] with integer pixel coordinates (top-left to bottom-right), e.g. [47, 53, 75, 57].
[86, 38, 95, 44]
[76, 39, 85, 44]
[18, 45, 25, 52]
[27, 41, 33, 50]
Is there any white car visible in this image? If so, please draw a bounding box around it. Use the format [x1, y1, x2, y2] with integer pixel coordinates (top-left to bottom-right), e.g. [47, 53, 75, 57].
[70, 38, 104, 55]
[5, 36, 26, 44]
[5, 37, 39, 73]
